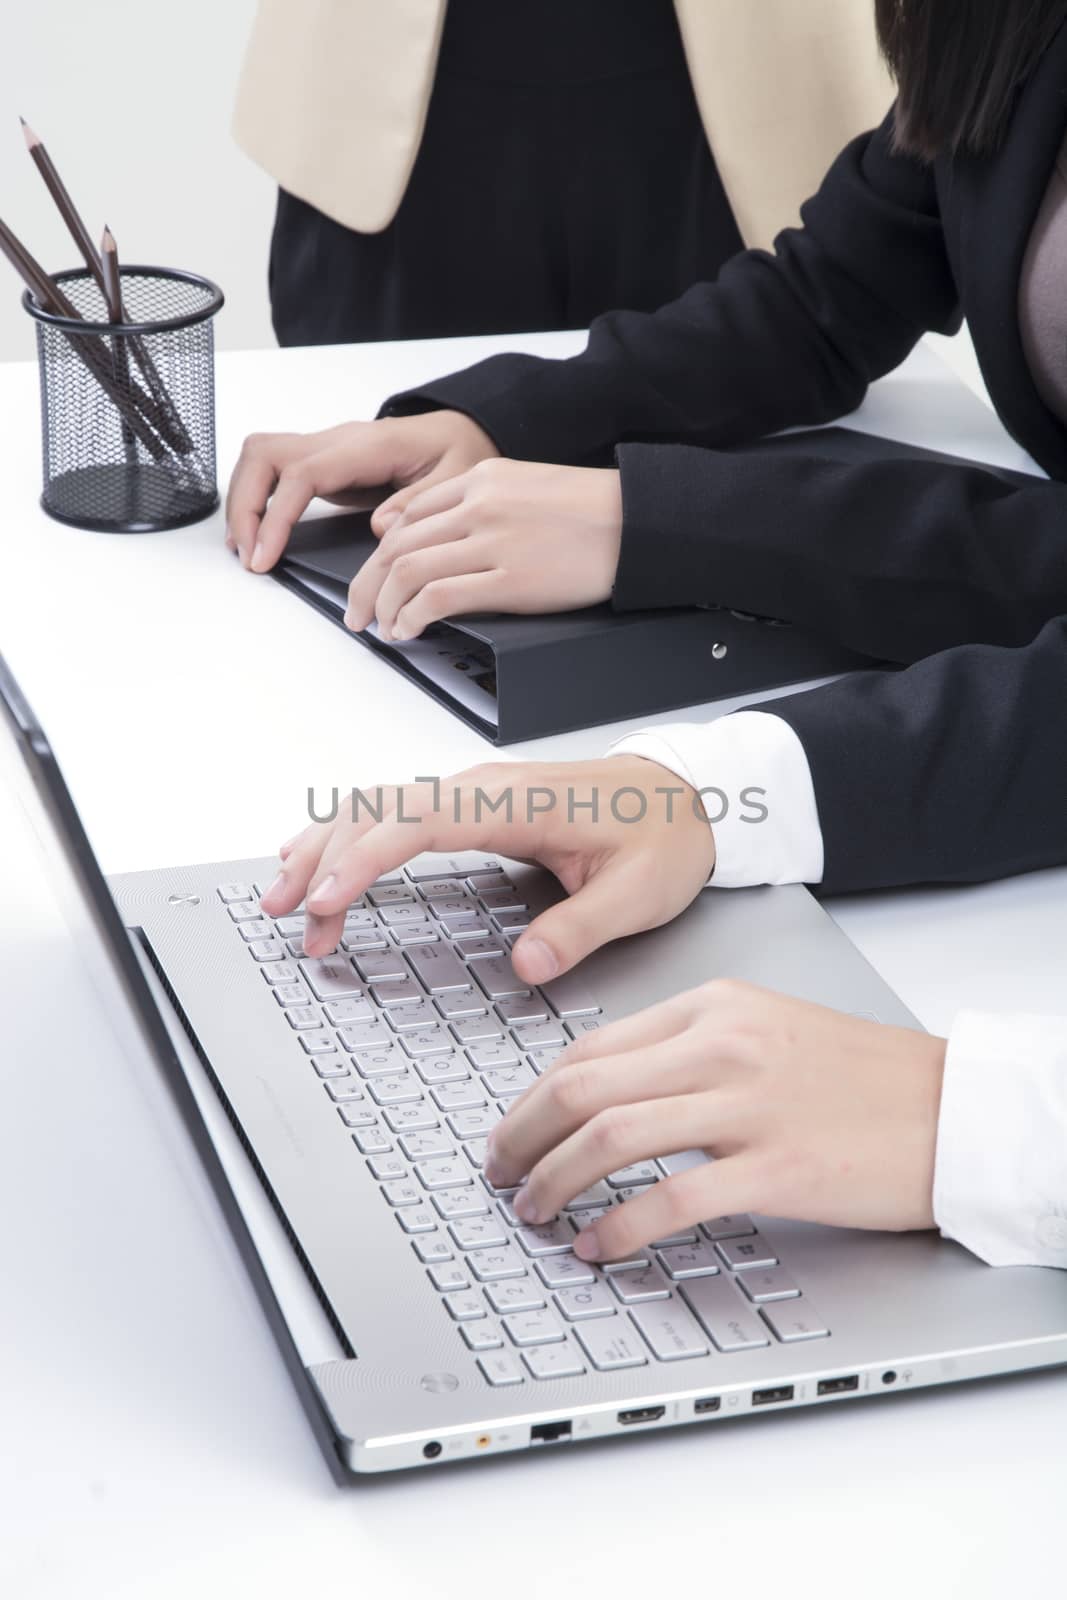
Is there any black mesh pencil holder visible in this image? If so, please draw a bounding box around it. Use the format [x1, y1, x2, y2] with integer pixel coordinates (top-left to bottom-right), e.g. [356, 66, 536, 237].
[23, 266, 224, 533]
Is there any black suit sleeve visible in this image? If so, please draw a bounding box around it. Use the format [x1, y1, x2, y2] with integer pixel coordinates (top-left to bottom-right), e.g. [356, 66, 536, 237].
[766, 618, 1067, 894]
[382, 111, 960, 463]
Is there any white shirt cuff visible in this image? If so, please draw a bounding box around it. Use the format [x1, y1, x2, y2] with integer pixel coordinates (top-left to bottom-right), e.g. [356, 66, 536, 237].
[608, 711, 824, 887]
[933, 1010, 1067, 1267]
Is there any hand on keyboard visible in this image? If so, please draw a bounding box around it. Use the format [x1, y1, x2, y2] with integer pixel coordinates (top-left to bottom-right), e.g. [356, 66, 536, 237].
[483, 981, 947, 1258]
[259, 756, 715, 984]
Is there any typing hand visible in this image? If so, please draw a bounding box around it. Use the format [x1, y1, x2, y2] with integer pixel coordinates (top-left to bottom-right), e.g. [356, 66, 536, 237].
[224, 410, 498, 572]
[258, 756, 715, 980]
[343, 460, 624, 640]
[483, 983, 946, 1258]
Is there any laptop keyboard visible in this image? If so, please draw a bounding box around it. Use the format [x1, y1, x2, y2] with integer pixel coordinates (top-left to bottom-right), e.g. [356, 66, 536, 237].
[220, 857, 830, 1387]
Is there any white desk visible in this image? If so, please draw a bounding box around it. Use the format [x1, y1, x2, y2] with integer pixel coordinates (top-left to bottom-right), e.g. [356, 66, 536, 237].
[1, 334, 1064, 1599]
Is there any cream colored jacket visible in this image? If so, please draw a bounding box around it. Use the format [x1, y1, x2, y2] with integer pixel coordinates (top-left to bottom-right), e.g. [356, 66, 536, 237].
[234, 0, 893, 249]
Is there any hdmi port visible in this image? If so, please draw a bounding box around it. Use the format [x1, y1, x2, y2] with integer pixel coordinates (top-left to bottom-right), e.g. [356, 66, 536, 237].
[618, 1406, 666, 1426]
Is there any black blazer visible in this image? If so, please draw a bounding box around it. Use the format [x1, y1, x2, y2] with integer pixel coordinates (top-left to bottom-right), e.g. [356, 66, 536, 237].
[386, 23, 1067, 896]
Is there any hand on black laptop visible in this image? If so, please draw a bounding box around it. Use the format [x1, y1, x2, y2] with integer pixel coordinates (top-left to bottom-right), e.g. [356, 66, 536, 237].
[342, 460, 623, 640]
[483, 983, 947, 1255]
[224, 410, 498, 572]
[259, 755, 715, 982]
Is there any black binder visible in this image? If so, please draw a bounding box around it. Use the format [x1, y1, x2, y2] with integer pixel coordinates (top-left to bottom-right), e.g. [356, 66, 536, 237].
[272, 426, 1023, 745]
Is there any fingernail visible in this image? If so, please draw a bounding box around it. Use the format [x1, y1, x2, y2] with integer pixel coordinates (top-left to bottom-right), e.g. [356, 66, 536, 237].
[518, 938, 558, 984]
[573, 1227, 601, 1262]
[391, 623, 411, 642]
[307, 874, 338, 910]
[377, 510, 399, 532]
[302, 911, 329, 952]
[250, 540, 266, 572]
[483, 1158, 504, 1188]
[261, 871, 286, 903]
[513, 1187, 537, 1223]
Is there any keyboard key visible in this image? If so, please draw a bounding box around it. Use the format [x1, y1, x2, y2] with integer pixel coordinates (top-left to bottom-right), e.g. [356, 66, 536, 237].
[229, 900, 264, 922]
[554, 1282, 616, 1320]
[407, 853, 501, 881]
[341, 931, 388, 953]
[404, 942, 469, 992]
[701, 1215, 756, 1241]
[562, 1183, 612, 1210]
[540, 971, 601, 1018]
[737, 1267, 801, 1304]
[448, 1107, 498, 1139]
[568, 1206, 612, 1234]
[512, 1020, 567, 1050]
[325, 1079, 364, 1101]
[609, 1264, 671, 1304]
[428, 893, 478, 918]
[415, 1155, 471, 1190]
[432, 1081, 488, 1112]
[565, 1018, 602, 1042]
[522, 1344, 586, 1380]
[399, 1130, 455, 1160]
[384, 999, 440, 1030]
[337, 1103, 377, 1128]
[443, 1291, 485, 1322]
[485, 1277, 546, 1314]
[414, 1054, 470, 1086]
[527, 1046, 566, 1073]
[434, 988, 486, 1020]
[516, 1220, 574, 1257]
[574, 1319, 646, 1371]
[717, 1234, 778, 1271]
[451, 1015, 504, 1045]
[217, 881, 252, 903]
[384, 1105, 440, 1134]
[650, 1228, 699, 1248]
[399, 1025, 455, 1057]
[440, 914, 491, 938]
[429, 1264, 470, 1293]
[391, 923, 439, 946]
[367, 1156, 407, 1181]
[396, 1206, 438, 1234]
[367, 885, 416, 907]
[629, 1301, 709, 1362]
[456, 937, 505, 961]
[379, 904, 431, 927]
[467, 1245, 525, 1281]
[415, 877, 468, 899]
[466, 1039, 522, 1071]
[462, 1321, 505, 1352]
[367, 1074, 424, 1106]
[353, 1044, 405, 1077]
[761, 1300, 830, 1342]
[412, 1232, 453, 1264]
[353, 951, 407, 983]
[471, 954, 530, 1000]
[535, 1253, 597, 1289]
[612, 1184, 655, 1206]
[607, 1163, 660, 1188]
[491, 910, 530, 932]
[479, 887, 528, 911]
[433, 1186, 490, 1221]
[657, 1149, 709, 1178]
[450, 1215, 508, 1251]
[680, 1277, 770, 1352]
[463, 1138, 488, 1168]
[372, 978, 423, 1006]
[495, 995, 549, 1026]
[300, 1031, 338, 1054]
[296, 955, 363, 1000]
[324, 997, 370, 1024]
[352, 1124, 393, 1155]
[337, 1020, 391, 1050]
[381, 1180, 422, 1207]
[483, 1065, 536, 1097]
[274, 915, 307, 936]
[503, 1309, 565, 1347]
[284, 1006, 322, 1031]
[248, 940, 284, 961]
[478, 1351, 524, 1387]
[658, 1242, 720, 1279]
[312, 1054, 350, 1078]
[261, 961, 299, 985]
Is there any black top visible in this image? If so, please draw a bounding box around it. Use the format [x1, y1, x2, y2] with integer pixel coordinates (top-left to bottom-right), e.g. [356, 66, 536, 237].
[384, 21, 1067, 898]
[438, 0, 688, 84]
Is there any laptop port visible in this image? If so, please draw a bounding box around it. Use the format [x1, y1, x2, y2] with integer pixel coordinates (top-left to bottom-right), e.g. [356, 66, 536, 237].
[817, 1375, 860, 1397]
[694, 1396, 721, 1415]
[530, 1419, 572, 1444]
[752, 1385, 795, 1407]
[617, 1406, 666, 1426]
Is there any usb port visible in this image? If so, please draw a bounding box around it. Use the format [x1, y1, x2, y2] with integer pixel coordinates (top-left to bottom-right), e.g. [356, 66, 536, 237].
[752, 1385, 795, 1407]
[617, 1406, 666, 1426]
[530, 1420, 572, 1443]
[817, 1375, 860, 1397]
[694, 1396, 721, 1415]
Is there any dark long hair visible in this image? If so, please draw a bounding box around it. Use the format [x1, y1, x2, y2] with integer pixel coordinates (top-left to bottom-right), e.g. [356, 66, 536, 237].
[875, 0, 1067, 159]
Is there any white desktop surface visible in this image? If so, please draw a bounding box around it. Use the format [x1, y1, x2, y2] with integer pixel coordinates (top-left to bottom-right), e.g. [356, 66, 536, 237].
[1, 333, 1064, 1599]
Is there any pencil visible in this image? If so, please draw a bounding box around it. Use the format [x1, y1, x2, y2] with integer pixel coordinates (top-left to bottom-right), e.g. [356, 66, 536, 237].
[101, 224, 137, 461]
[0, 212, 168, 461]
[21, 116, 193, 456]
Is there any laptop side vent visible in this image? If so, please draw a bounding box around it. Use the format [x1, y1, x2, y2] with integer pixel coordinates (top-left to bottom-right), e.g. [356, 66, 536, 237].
[136, 930, 356, 1359]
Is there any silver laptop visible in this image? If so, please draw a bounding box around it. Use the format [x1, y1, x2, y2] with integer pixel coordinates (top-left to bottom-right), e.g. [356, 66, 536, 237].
[4, 654, 1065, 1478]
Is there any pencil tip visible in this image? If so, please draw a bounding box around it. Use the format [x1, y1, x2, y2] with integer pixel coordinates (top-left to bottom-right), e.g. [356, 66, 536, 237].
[102, 225, 116, 250]
[20, 117, 39, 148]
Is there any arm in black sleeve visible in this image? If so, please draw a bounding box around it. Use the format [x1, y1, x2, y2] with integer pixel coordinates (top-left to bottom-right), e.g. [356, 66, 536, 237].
[765, 617, 1067, 894]
[381, 111, 960, 465]
[611, 443, 1067, 660]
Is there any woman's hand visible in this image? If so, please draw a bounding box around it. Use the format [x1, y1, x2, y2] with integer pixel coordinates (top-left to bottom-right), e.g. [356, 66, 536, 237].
[224, 410, 499, 571]
[259, 755, 715, 982]
[343, 459, 624, 640]
[484, 982, 946, 1258]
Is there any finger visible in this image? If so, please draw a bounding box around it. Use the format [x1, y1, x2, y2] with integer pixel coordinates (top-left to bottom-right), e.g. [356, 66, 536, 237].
[391, 571, 504, 642]
[509, 854, 668, 988]
[249, 446, 369, 574]
[487, 1048, 707, 1198]
[374, 540, 495, 640]
[225, 432, 308, 566]
[533, 989, 703, 1082]
[371, 464, 463, 536]
[344, 505, 472, 631]
[258, 822, 332, 914]
[387, 471, 468, 529]
[574, 1157, 762, 1262]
